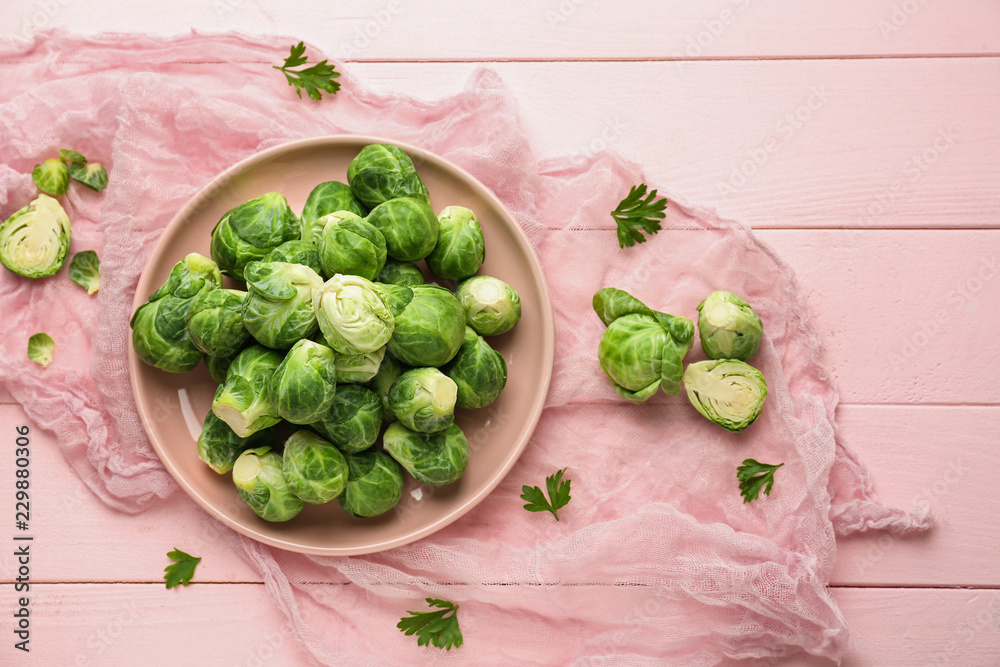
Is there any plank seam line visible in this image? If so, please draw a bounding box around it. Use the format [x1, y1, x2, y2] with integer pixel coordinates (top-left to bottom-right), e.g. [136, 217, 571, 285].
[9, 582, 1000, 590]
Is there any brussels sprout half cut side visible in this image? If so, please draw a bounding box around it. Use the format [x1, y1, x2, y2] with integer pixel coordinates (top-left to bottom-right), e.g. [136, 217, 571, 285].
[0, 194, 71, 279]
[683, 359, 768, 432]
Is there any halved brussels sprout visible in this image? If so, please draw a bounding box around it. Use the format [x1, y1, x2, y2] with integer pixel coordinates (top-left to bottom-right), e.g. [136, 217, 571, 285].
[210, 192, 300, 280]
[186, 288, 250, 358]
[311, 384, 383, 453]
[313, 274, 394, 354]
[383, 422, 468, 486]
[27, 332, 54, 367]
[300, 181, 366, 245]
[365, 197, 439, 262]
[263, 240, 324, 277]
[317, 211, 387, 280]
[366, 353, 408, 421]
[334, 346, 385, 384]
[346, 144, 430, 209]
[441, 326, 507, 409]
[0, 194, 71, 279]
[67, 162, 108, 192]
[696, 290, 764, 362]
[267, 339, 338, 424]
[387, 284, 466, 367]
[337, 449, 405, 518]
[426, 206, 485, 281]
[68, 250, 101, 294]
[376, 259, 424, 287]
[388, 367, 457, 433]
[197, 411, 277, 474]
[683, 359, 768, 432]
[456, 276, 521, 336]
[242, 261, 323, 349]
[32, 158, 69, 196]
[131, 253, 223, 373]
[281, 430, 348, 504]
[212, 345, 283, 437]
[232, 447, 305, 522]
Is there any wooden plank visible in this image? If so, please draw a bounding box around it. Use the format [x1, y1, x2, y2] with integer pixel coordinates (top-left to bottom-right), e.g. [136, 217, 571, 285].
[3, 0, 999, 59]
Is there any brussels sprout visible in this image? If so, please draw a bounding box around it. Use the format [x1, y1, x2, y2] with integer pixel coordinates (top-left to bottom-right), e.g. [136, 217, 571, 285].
[311, 384, 383, 453]
[300, 181, 367, 245]
[212, 345, 283, 437]
[210, 192, 300, 280]
[263, 239, 324, 277]
[337, 449, 405, 518]
[696, 290, 764, 362]
[131, 253, 223, 373]
[366, 353, 408, 421]
[683, 359, 768, 432]
[186, 288, 250, 358]
[593, 288, 694, 404]
[317, 211, 388, 280]
[426, 206, 485, 281]
[346, 143, 431, 209]
[27, 332, 54, 366]
[206, 354, 234, 384]
[0, 194, 71, 279]
[456, 276, 522, 336]
[387, 285, 466, 367]
[441, 327, 507, 409]
[232, 447, 305, 522]
[267, 339, 338, 424]
[68, 250, 100, 294]
[334, 346, 385, 384]
[67, 162, 109, 192]
[281, 430, 349, 504]
[197, 411, 277, 474]
[365, 198, 439, 262]
[383, 422, 468, 486]
[313, 274, 395, 354]
[375, 282, 413, 317]
[242, 261, 323, 349]
[32, 158, 69, 196]
[387, 367, 457, 433]
[376, 259, 424, 287]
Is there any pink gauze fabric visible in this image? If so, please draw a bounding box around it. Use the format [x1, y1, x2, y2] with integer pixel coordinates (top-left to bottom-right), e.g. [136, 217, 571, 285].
[0, 31, 930, 666]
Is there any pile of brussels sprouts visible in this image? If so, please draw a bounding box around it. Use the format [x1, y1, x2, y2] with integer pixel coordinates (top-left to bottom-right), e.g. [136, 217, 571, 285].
[594, 288, 768, 432]
[131, 144, 522, 522]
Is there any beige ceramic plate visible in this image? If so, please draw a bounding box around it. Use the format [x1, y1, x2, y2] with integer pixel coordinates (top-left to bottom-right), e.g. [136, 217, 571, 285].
[128, 135, 554, 555]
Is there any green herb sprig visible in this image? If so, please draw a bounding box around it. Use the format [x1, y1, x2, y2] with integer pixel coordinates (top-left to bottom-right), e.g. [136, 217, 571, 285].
[737, 459, 784, 503]
[521, 467, 572, 520]
[274, 41, 341, 101]
[164, 548, 202, 589]
[611, 183, 667, 248]
[397, 598, 464, 650]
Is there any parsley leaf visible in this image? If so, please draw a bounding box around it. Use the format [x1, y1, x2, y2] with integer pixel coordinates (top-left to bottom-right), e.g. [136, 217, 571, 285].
[164, 548, 202, 589]
[737, 459, 784, 503]
[273, 41, 341, 101]
[397, 598, 463, 650]
[611, 183, 667, 248]
[521, 467, 572, 520]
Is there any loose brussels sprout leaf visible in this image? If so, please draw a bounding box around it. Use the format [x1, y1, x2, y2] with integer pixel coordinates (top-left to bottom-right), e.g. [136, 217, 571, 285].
[300, 181, 366, 245]
[313, 274, 394, 354]
[317, 212, 388, 280]
[456, 276, 522, 337]
[593, 287, 694, 344]
[696, 290, 764, 362]
[264, 240, 324, 277]
[383, 422, 469, 486]
[441, 327, 507, 409]
[242, 261, 323, 349]
[232, 447, 305, 522]
[27, 332, 54, 366]
[597, 313, 693, 404]
[0, 194, 71, 279]
[210, 192, 300, 280]
[131, 253, 222, 373]
[387, 284, 466, 367]
[683, 359, 768, 432]
[366, 353, 408, 421]
[346, 144, 431, 209]
[206, 354, 234, 385]
[281, 430, 349, 504]
[59, 148, 88, 164]
[376, 259, 425, 287]
[68, 250, 101, 294]
[212, 345, 283, 437]
[186, 288, 249, 358]
[197, 411, 277, 474]
[334, 346, 385, 384]
[67, 161, 109, 192]
[337, 449, 405, 518]
[426, 206, 485, 281]
[311, 384, 383, 453]
[32, 158, 69, 196]
[365, 197, 439, 262]
[388, 367, 457, 434]
[267, 339, 338, 424]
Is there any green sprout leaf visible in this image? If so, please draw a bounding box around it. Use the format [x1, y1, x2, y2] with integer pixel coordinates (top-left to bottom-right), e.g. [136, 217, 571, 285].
[611, 184, 667, 249]
[59, 148, 88, 164]
[69, 250, 101, 294]
[520, 467, 572, 520]
[67, 162, 109, 192]
[164, 548, 202, 589]
[737, 459, 784, 503]
[27, 333, 54, 367]
[273, 41, 341, 101]
[397, 598, 463, 650]
[32, 158, 69, 196]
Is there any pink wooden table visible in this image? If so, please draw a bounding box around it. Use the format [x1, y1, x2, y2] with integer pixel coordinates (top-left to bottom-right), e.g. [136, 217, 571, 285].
[1, 2, 999, 664]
